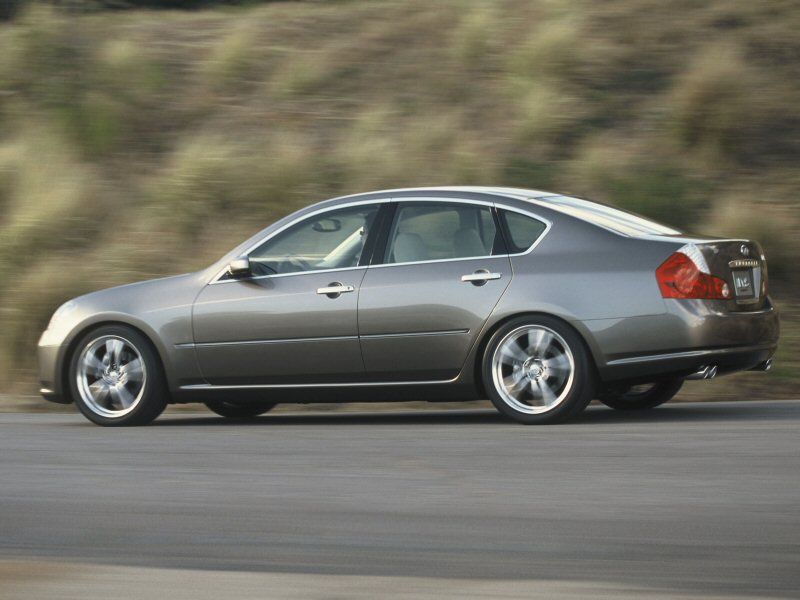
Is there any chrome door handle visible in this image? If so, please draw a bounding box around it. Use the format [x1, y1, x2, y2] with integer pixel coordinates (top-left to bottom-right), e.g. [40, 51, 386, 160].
[461, 270, 502, 286]
[316, 282, 355, 298]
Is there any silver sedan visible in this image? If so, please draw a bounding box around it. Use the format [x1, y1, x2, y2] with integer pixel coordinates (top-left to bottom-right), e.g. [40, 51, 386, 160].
[38, 187, 779, 425]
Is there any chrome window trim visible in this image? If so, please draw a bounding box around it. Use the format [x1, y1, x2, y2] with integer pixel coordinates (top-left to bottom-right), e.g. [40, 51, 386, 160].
[208, 196, 552, 282]
[211, 265, 367, 286]
[371, 197, 552, 269]
[209, 199, 388, 284]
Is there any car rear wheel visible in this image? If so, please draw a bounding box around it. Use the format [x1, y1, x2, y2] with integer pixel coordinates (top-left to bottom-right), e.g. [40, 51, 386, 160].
[69, 325, 168, 426]
[597, 378, 684, 410]
[483, 316, 595, 424]
[204, 401, 276, 419]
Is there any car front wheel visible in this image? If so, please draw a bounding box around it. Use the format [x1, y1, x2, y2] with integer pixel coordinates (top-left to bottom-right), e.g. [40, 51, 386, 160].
[483, 316, 595, 424]
[69, 325, 168, 426]
[597, 379, 684, 410]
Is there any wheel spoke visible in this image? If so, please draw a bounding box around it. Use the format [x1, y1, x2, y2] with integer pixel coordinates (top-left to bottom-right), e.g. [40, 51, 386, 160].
[120, 358, 143, 382]
[88, 380, 110, 405]
[110, 384, 136, 409]
[502, 371, 527, 397]
[83, 353, 106, 377]
[105, 339, 124, 365]
[543, 352, 570, 375]
[531, 379, 557, 405]
[526, 329, 553, 356]
[500, 343, 528, 364]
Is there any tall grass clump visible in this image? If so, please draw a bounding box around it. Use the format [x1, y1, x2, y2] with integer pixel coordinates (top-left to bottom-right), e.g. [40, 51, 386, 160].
[565, 137, 701, 230]
[670, 44, 764, 166]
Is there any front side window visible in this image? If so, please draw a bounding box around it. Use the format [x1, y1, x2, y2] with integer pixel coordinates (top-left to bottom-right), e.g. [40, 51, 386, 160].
[248, 204, 379, 276]
[385, 202, 499, 264]
[501, 210, 548, 253]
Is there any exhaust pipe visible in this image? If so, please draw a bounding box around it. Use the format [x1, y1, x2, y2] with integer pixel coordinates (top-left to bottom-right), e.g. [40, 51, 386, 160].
[687, 365, 718, 380]
[749, 358, 773, 372]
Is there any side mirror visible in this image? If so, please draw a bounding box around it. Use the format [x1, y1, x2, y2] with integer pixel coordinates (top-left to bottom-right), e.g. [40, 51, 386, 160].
[228, 256, 251, 278]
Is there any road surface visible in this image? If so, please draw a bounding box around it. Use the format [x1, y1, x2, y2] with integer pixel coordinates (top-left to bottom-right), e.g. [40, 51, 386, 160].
[1, 401, 799, 598]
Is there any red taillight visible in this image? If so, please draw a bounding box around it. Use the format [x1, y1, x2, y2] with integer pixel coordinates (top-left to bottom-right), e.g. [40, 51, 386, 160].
[656, 252, 731, 300]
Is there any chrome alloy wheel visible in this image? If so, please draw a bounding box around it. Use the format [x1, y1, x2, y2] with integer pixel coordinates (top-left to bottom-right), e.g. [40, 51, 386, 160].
[76, 335, 147, 418]
[491, 325, 575, 414]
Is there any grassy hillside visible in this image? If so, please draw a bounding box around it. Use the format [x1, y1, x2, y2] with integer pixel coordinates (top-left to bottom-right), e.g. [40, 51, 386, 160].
[0, 0, 798, 399]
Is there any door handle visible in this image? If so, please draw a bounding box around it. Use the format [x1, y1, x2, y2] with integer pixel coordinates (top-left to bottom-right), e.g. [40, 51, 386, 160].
[461, 269, 502, 286]
[317, 282, 355, 298]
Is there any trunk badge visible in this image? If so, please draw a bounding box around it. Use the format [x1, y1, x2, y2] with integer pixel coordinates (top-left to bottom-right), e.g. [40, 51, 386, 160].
[740, 244, 750, 256]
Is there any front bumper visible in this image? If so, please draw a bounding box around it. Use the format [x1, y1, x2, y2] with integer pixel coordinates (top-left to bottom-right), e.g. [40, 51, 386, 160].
[38, 339, 70, 404]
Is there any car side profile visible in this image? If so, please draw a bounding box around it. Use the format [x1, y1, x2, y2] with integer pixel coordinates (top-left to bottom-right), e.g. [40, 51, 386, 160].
[38, 187, 779, 426]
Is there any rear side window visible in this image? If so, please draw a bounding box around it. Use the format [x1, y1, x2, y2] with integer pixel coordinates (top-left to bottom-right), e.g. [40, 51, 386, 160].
[385, 202, 500, 264]
[501, 210, 547, 253]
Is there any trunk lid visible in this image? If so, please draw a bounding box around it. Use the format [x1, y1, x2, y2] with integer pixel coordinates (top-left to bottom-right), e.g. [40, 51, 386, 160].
[675, 238, 768, 311]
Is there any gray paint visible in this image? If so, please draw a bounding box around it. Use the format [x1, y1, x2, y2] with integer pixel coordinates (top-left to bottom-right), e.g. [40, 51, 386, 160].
[37, 186, 779, 406]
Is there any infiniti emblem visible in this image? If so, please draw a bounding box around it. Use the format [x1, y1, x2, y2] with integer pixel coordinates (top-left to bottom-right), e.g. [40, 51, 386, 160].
[740, 244, 750, 256]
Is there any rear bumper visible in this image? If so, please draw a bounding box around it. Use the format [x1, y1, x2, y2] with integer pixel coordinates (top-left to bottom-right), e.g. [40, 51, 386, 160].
[602, 342, 777, 382]
[587, 298, 779, 382]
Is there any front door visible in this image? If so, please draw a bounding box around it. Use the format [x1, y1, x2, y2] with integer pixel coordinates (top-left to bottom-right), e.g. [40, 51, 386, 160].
[358, 200, 512, 381]
[193, 203, 381, 385]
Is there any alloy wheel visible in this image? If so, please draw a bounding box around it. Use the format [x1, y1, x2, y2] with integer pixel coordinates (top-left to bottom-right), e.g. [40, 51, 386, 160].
[491, 325, 575, 414]
[76, 335, 147, 418]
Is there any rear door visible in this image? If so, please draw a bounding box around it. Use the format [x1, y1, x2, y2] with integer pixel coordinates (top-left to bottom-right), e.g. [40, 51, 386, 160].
[358, 199, 512, 381]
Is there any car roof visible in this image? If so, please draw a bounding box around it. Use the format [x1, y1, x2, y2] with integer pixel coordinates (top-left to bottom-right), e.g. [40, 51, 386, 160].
[327, 186, 681, 238]
[332, 186, 559, 202]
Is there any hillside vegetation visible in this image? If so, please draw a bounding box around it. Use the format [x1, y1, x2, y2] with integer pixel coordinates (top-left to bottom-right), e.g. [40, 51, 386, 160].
[0, 0, 798, 398]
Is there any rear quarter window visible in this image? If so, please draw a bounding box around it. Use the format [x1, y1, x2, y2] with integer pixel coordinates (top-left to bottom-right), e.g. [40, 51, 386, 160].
[501, 210, 548, 253]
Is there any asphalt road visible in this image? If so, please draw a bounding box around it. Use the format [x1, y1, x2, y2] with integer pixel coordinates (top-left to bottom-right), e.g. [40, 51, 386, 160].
[1, 401, 799, 598]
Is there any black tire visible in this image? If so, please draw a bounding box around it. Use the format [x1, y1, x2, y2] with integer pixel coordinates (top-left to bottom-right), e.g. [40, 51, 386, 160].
[482, 315, 596, 424]
[597, 378, 684, 411]
[204, 400, 276, 419]
[69, 325, 168, 426]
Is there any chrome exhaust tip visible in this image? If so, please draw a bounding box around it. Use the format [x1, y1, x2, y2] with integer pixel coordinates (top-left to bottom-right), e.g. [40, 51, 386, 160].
[749, 358, 773, 372]
[687, 365, 718, 380]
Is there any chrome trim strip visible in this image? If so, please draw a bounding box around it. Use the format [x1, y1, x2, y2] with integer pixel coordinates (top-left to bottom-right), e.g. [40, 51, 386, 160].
[607, 343, 776, 366]
[729, 259, 760, 268]
[210, 196, 554, 282]
[360, 329, 469, 340]
[209, 199, 388, 284]
[177, 335, 358, 349]
[211, 266, 367, 286]
[178, 329, 469, 349]
[180, 376, 459, 391]
[369, 197, 552, 269]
